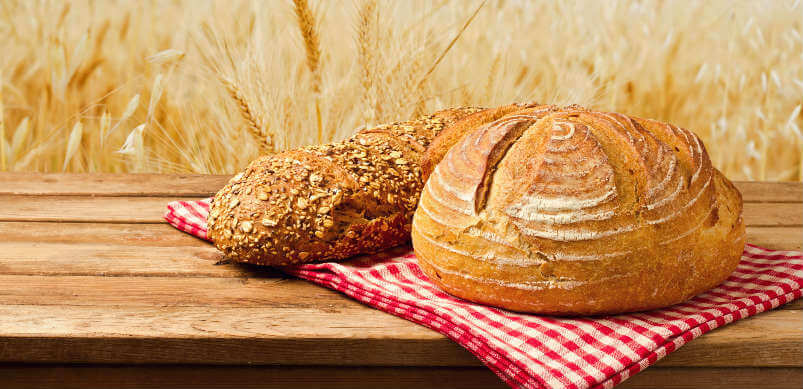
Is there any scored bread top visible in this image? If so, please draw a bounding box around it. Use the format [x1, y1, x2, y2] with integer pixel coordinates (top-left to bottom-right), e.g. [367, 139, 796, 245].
[412, 104, 745, 315]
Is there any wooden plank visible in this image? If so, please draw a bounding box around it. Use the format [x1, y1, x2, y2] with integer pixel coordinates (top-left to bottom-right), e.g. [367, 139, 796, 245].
[0, 244, 799, 309]
[655, 309, 803, 368]
[621, 367, 802, 389]
[0, 305, 468, 367]
[0, 304, 798, 367]
[747, 226, 803, 251]
[0, 365, 509, 389]
[0, 195, 799, 225]
[0, 195, 175, 223]
[0, 173, 231, 197]
[0, 305, 440, 340]
[0, 239, 798, 281]
[0, 243, 234, 277]
[742, 202, 803, 227]
[735, 181, 803, 203]
[0, 275, 360, 308]
[0, 240, 797, 310]
[0, 365, 799, 389]
[0, 270, 798, 310]
[2, 223, 799, 251]
[1, 173, 800, 203]
[0, 222, 210, 247]
[0, 223, 798, 278]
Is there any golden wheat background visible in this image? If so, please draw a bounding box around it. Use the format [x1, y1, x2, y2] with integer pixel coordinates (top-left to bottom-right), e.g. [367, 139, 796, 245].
[0, 0, 801, 181]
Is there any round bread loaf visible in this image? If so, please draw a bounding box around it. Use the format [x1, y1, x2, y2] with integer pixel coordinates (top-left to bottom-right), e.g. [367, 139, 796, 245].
[411, 105, 745, 315]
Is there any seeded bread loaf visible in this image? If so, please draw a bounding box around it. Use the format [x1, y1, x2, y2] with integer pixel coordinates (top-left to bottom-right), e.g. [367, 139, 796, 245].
[412, 104, 745, 315]
[207, 107, 486, 265]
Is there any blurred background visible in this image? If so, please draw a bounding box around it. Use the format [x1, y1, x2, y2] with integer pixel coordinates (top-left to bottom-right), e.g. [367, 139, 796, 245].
[0, 0, 801, 181]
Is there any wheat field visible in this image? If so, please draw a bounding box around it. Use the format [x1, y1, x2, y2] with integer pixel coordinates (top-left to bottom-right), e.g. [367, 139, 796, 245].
[0, 0, 801, 181]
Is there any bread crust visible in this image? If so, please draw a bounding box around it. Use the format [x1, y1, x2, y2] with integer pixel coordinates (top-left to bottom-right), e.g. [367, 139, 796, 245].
[421, 103, 544, 181]
[412, 105, 745, 315]
[207, 107, 486, 265]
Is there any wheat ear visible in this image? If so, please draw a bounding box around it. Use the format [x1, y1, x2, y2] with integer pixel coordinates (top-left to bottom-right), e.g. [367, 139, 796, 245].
[220, 77, 273, 155]
[292, 0, 323, 143]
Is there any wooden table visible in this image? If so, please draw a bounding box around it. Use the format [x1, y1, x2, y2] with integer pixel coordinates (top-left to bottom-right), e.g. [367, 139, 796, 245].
[0, 173, 800, 389]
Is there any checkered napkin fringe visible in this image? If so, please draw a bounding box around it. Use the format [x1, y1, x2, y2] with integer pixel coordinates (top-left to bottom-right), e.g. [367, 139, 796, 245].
[165, 199, 803, 389]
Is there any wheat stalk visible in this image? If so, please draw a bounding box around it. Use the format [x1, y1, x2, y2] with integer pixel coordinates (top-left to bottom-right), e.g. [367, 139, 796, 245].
[292, 0, 323, 142]
[194, 22, 274, 153]
[73, 57, 104, 88]
[357, 0, 377, 125]
[147, 49, 185, 65]
[103, 94, 140, 147]
[56, 2, 71, 30]
[485, 54, 501, 102]
[418, 0, 486, 88]
[147, 73, 165, 121]
[94, 19, 111, 49]
[117, 123, 146, 172]
[66, 30, 88, 86]
[0, 74, 5, 171]
[98, 111, 110, 149]
[399, 55, 423, 117]
[15, 144, 47, 171]
[63, 121, 83, 171]
[10, 117, 31, 167]
[292, 0, 321, 91]
[220, 76, 273, 154]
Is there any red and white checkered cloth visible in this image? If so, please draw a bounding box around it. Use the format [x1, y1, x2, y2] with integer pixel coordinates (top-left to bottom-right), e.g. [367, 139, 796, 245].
[165, 199, 803, 389]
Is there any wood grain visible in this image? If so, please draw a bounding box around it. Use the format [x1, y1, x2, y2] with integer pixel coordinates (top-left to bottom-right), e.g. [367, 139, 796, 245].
[0, 173, 231, 197]
[0, 195, 799, 225]
[0, 365, 799, 389]
[735, 181, 803, 203]
[2, 273, 797, 312]
[0, 304, 799, 367]
[0, 222, 782, 250]
[0, 195, 177, 223]
[0, 243, 229, 277]
[0, 275, 358, 308]
[0, 223, 797, 278]
[1, 242, 799, 311]
[2, 173, 799, 202]
[0, 222, 210, 246]
[747, 226, 803, 251]
[621, 367, 802, 389]
[741, 202, 803, 226]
